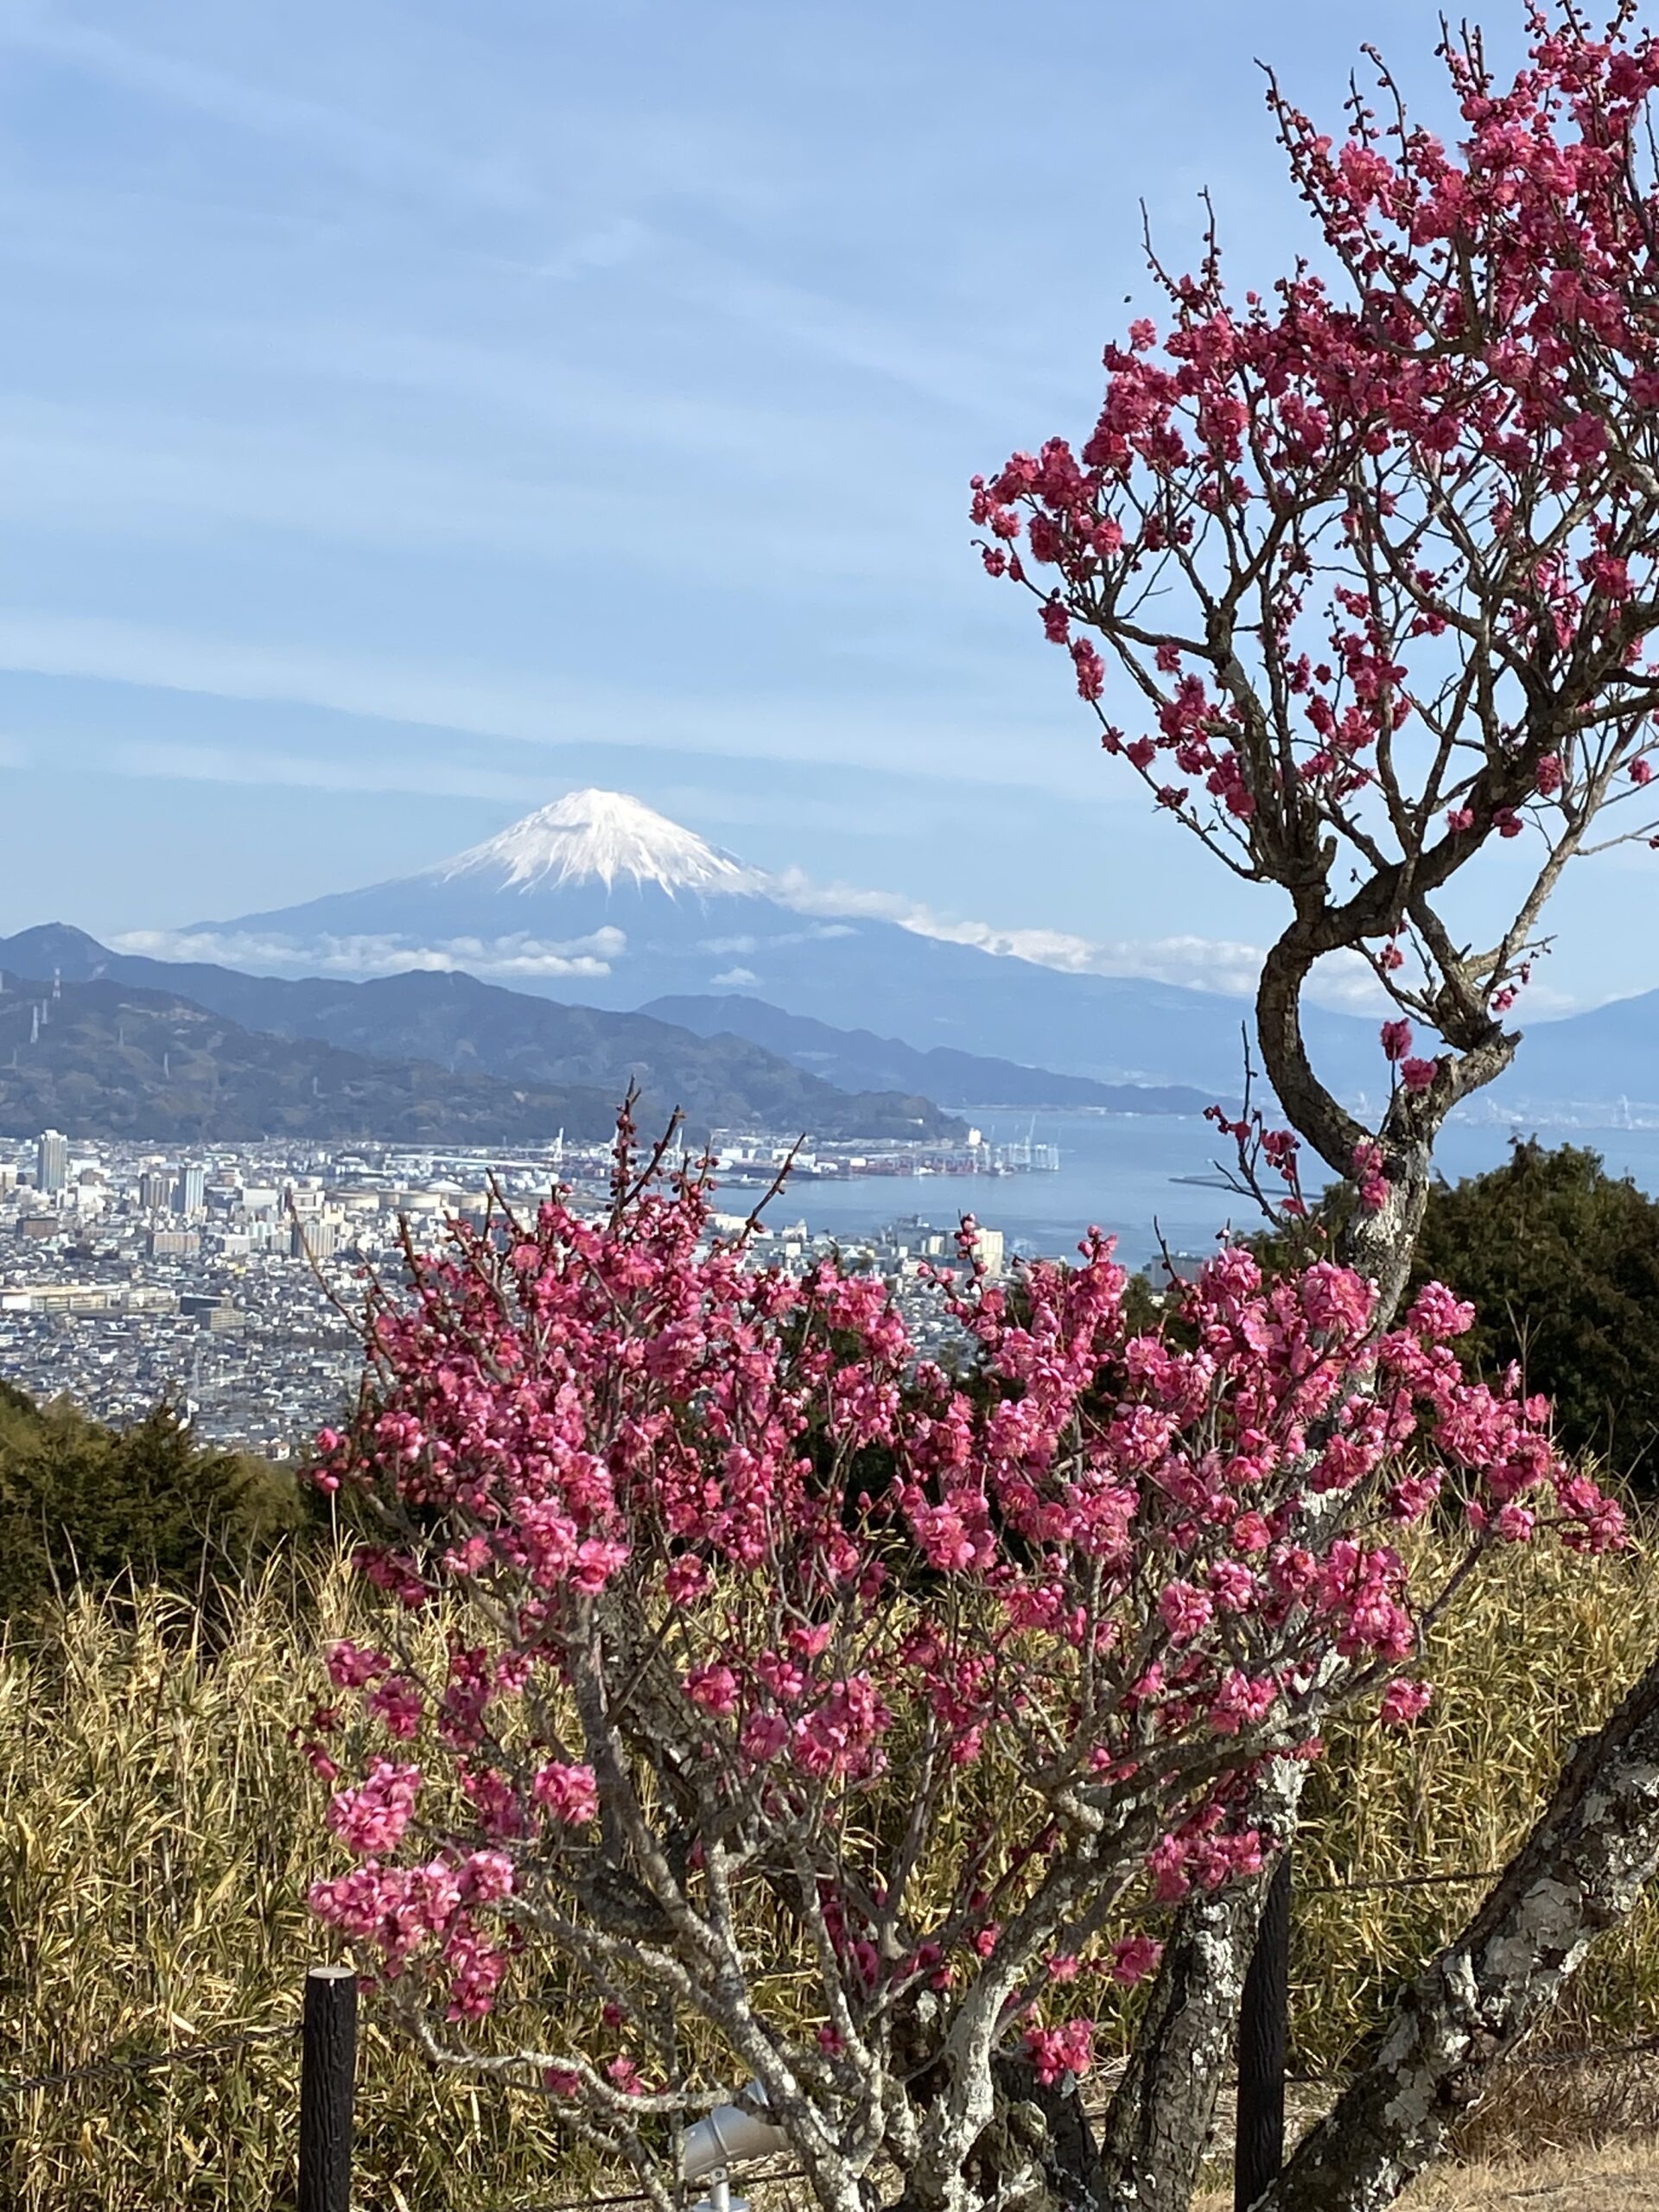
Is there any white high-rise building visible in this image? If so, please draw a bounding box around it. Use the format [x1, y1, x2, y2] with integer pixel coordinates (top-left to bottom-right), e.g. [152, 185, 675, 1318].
[35, 1128, 67, 1196]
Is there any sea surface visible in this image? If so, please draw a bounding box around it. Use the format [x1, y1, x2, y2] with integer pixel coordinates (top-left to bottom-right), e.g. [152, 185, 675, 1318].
[770, 1110, 1659, 1269]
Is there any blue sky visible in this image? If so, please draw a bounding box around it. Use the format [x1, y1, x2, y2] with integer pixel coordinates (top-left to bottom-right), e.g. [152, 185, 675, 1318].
[0, 0, 1648, 1008]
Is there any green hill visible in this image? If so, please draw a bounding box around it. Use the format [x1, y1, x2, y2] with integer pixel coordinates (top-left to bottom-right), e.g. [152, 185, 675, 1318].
[0, 972, 618, 1145]
[0, 929, 965, 1142]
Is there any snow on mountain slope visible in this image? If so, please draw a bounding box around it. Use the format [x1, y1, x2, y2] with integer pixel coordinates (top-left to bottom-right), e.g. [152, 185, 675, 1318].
[432, 790, 764, 897]
[164, 789, 787, 994]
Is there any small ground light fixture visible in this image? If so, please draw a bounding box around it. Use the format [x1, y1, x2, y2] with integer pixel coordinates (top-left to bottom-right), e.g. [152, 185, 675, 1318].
[681, 2086, 787, 2212]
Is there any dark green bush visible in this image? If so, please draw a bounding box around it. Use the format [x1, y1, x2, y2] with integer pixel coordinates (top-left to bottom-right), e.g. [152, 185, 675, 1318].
[1408, 1138, 1659, 1483]
[0, 1389, 322, 1623]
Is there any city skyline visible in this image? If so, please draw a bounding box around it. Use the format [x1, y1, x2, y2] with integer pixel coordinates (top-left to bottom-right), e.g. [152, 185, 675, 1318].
[0, 1120, 1019, 1451]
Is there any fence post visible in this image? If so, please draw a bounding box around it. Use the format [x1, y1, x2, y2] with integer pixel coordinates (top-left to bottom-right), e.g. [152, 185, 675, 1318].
[1233, 1850, 1290, 2212]
[299, 1964, 358, 2212]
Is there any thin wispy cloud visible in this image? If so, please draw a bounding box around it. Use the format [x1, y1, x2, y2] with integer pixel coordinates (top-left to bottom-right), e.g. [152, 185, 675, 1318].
[530, 218, 653, 285]
[112, 925, 627, 981]
[0, 610, 1103, 796]
[768, 868, 1383, 1010]
[107, 741, 549, 806]
[239, 316, 912, 481]
[0, 390, 943, 598]
[0, 5, 533, 212]
[658, 254, 1036, 420]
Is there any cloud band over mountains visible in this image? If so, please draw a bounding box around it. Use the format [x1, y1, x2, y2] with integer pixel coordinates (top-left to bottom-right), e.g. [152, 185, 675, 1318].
[115, 859, 1382, 1011]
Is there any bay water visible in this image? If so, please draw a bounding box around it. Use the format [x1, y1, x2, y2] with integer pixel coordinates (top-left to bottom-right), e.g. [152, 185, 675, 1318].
[773, 1110, 1659, 1269]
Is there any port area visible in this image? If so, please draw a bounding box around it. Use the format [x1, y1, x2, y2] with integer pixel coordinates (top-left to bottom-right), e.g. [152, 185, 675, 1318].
[708, 1126, 1061, 1185]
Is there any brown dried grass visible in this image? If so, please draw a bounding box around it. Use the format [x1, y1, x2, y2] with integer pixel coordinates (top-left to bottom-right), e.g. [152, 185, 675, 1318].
[7, 1514, 1659, 2207]
[0, 1555, 571, 2212]
[1293, 1511, 1659, 2117]
[1195, 2134, 1659, 2211]
[1402, 2134, 1659, 2209]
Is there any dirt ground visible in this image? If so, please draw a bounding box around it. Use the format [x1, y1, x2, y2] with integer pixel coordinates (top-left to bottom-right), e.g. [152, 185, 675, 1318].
[1191, 2137, 1659, 2210]
[1405, 2139, 1659, 2208]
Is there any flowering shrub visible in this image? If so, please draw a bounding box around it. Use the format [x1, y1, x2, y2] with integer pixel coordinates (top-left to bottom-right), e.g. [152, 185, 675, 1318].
[977, 4, 1659, 872]
[304, 1124, 1619, 2212]
[975, 3, 1659, 1305]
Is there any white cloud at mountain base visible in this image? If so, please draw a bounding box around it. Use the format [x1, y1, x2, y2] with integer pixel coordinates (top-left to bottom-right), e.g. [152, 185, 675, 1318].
[110, 925, 626, 980]
[765, 869, 1386, 1011]
[116, 875, 1393, 1010]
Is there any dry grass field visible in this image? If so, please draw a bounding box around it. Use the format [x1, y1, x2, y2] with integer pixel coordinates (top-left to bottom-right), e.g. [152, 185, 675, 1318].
[7, 1516, 1659, 2209]
[1321, 2138, 1659, 2210]
[1191, 2140, 1659, 2211]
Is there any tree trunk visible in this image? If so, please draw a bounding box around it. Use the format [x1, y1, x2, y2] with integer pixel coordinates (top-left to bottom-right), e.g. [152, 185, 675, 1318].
[1338, 1135, 1433, 1325]
[1094, 1876, 1266, 2211]
[1095, 1764, 1305, 2212]
[1264, 1649, 1659, 2212]
[957, 2056, 1109, 2212]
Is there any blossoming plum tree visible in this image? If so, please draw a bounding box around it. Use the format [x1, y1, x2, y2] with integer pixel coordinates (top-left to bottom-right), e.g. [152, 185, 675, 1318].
[306, 1121, 1619, 2212]
[975, 1, 1659, 1318]
[303, 12, 1659, 2211]
[971, 12, 1659, 2202]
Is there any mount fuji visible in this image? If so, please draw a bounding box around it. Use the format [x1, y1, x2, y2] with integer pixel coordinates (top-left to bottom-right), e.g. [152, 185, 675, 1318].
[145, 788, 1378, 1094]
[191, 790, 814, 998]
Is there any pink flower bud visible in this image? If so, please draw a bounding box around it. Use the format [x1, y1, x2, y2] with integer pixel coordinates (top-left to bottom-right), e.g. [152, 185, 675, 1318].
[1379, 1679, 1433, 1727]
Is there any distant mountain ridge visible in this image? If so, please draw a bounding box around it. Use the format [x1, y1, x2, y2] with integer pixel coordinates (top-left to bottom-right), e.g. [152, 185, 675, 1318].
[1484, 988, 1659, 1116]
[1, 925, 1227, 1127]
[17, 785, 1658, 1121]
[0, 926, 964, 1144]
[0, 970, 623, 1146]
[168, 787, 1388, 1091]
[642, 995, 1215, 1114]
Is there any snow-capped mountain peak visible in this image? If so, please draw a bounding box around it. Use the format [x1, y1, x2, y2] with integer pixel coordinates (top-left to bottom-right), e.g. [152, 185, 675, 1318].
[432, 789, 762, 897]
